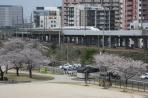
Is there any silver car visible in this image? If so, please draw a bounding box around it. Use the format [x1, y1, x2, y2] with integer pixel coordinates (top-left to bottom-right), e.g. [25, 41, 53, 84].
[140, 73, 148, 79]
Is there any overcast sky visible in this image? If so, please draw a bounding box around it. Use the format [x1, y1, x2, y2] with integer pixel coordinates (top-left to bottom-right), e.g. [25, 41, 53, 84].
[0, 0, 61, 19]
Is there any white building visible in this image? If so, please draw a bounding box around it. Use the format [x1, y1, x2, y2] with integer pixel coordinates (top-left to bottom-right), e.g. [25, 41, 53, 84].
[130, 20, 148, 30]
[33, 7, 61, 29]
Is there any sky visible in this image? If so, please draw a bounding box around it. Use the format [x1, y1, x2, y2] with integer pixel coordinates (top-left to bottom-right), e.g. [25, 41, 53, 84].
[0, 0, 61, 20]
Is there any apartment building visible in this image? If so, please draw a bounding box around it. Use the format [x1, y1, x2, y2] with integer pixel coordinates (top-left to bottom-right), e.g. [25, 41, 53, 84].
[62, 0, 122, 30]
[67, 4, 116, 30]
[122, 0, 148, 30]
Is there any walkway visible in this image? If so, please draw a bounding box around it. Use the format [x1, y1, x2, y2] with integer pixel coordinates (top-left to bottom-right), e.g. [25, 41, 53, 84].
[0, 70, 146, 98]
[0, 82, 144, 98]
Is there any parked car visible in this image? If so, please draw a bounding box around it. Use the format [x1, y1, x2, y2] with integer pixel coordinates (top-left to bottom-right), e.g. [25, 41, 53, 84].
[140, 73, 148, 79]
[59, 63, 71, 70]
[77, 66, 99, 79]
[110, 72, 121, 80]
[59, 63, 81, 71]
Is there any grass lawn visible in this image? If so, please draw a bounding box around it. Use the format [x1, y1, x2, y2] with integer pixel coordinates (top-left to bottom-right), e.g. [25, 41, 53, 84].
[6, 72, 54, 82]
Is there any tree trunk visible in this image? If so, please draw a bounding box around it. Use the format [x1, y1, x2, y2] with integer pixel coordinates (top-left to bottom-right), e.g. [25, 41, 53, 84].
[6, 65, 8, 74]
[16, 67, 19, 76]
[108, 72, 111, 82]
[108, 73, 112, 86]
[125, 79, 128, 88]
[0, 72, 4, 80]
[0, 67, 4, 80]
[28, 65, 33, 78]
[29, 68, 32, 78]
[85, 72, 89, 86]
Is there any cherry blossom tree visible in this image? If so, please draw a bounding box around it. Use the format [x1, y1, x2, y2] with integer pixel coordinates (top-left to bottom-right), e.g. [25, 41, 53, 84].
[0, 38, 50, 79]
[94, 54, 148, 87]
[20, 48, 50, 78]
[0, 54, 15, 80]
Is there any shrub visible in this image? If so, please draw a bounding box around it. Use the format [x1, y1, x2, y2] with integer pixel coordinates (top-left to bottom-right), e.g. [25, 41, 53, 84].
[81, 48, 97, 65]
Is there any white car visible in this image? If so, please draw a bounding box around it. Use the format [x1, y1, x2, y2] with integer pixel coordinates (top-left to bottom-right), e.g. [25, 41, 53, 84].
[59, 63, 72, 70]
[140, 73, 148, 79]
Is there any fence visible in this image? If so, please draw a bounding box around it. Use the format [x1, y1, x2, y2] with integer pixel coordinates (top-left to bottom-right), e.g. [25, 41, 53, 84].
[48, 67, 148, 92]
[111, 79, 148, 92]
[87, 76, 148, 92]
[48, 67, 65, 74]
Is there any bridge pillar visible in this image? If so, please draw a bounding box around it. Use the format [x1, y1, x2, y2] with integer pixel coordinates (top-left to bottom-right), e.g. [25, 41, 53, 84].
[108, 36, 112, 48]
[48, 35, 51, 42]
[81, 36, 84, 45]
[97, 36, 100, 48]
[139, 38, 143, 48]
[125, 37, 130, 48]
[101, 36, 104, 48]
[45, 35, 48, 42]
[129, 38, 134, 48]
[133, 37, 139, 48]
[78, 36, 81, 44]
[111, 36, 117, 48]
[119, 37, 123, 47]
[143, 37, 148, 49]
[116, 37, 120, 47]
[76, 37, 79, 44]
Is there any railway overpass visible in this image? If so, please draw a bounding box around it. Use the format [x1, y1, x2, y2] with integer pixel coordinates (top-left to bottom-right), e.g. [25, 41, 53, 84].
[1, 27, 148, 49]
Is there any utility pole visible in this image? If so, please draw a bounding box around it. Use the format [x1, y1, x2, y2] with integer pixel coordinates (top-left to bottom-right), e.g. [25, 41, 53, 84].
[95, 8, 100, 49]
[59, 7, 62, 47]
[43, 11, 45, 42]
[141, 0, 143, 30]
[101, 0, 105, 51]
[16, 16, 19, 38]
[84, 0, 87, 30]
[84, 0, 87, 46]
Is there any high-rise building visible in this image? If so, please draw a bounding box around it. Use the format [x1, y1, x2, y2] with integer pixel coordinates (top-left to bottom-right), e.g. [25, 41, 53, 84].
[33, 7, 61, 29]
[121, 0, 137, 30]
[122, 0, 148, 30]
[62, 0, 122, 30]
[138, 0, 148, 25]
[67, 4, 116, 30]
[0, 5, 23, 28]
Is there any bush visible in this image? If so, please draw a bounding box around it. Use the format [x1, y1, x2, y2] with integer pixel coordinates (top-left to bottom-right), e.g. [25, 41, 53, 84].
[81, 48, 97, 65]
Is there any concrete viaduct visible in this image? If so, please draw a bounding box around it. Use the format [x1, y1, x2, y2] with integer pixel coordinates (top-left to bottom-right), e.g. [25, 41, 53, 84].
[1, 27, 148, 49]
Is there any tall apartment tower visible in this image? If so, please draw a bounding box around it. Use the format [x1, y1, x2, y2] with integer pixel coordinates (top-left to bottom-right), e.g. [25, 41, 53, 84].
[67, 5, 116, 30]
[62, 0, 122, 30]
[122, 0, 148, 30]
[122, 0, 137, 30]
[138, 0, 148, 23]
